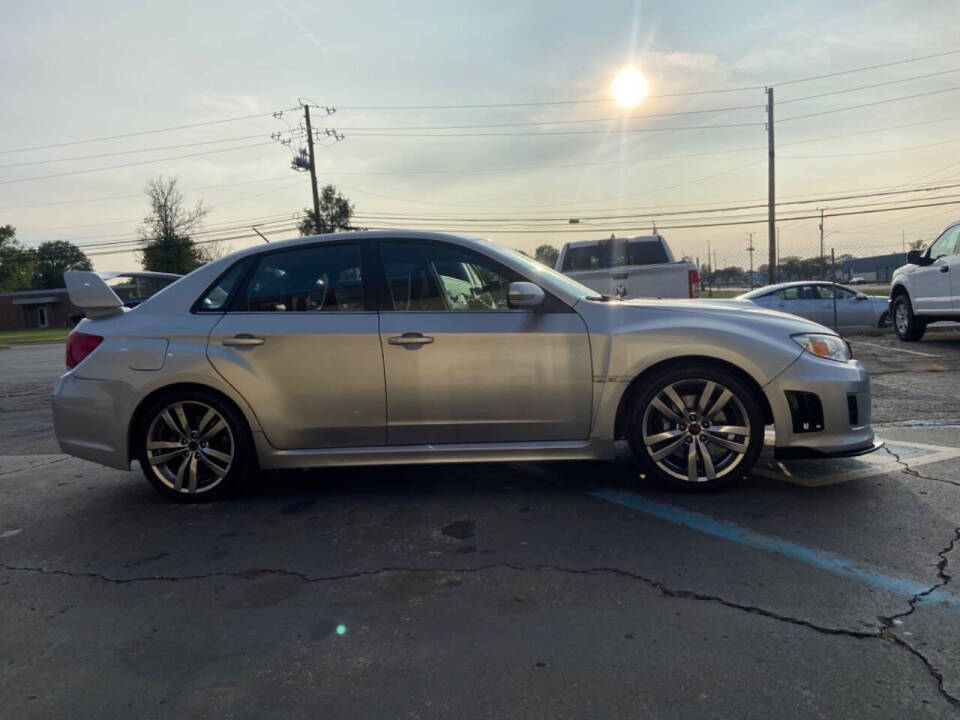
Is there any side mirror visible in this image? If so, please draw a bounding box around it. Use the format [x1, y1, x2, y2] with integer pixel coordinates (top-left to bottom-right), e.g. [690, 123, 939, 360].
[508, 281, 545, 308]
[906, 249, 929, 266]
[856, 293, 868, 301]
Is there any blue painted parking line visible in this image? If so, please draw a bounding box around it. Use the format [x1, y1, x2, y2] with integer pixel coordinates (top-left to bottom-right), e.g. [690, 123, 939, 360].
[591, 488, 960, 614]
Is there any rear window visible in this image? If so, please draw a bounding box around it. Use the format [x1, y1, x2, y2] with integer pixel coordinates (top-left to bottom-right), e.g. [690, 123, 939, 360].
[561, 240, 669, 271]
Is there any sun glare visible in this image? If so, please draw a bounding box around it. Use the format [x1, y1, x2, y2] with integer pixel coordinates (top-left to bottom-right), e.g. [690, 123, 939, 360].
[610, 65, 648, 109]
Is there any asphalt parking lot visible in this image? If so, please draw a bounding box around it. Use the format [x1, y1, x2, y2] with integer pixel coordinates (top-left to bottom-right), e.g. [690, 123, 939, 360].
[2, 331, 960, 718]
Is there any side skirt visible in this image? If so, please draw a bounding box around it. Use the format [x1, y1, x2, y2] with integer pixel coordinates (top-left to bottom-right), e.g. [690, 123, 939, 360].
[255, 436, 615, 470]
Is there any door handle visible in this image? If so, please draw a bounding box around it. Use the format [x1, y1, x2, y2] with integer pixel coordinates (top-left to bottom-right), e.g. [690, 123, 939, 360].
[222, 334, 265, 347]
[388, 332, 434, 347]
[940, 265, 950, 273]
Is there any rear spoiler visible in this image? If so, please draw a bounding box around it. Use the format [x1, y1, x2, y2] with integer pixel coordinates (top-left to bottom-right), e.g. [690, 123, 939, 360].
[64, 270, 182, 318]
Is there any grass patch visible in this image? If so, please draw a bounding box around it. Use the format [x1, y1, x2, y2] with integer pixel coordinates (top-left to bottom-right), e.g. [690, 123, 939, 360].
[701, 289, 743, 299]
[0, 327, 71, 345]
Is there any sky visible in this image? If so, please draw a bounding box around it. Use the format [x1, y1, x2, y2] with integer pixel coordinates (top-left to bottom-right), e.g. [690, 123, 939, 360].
[2, 0, 960, 272]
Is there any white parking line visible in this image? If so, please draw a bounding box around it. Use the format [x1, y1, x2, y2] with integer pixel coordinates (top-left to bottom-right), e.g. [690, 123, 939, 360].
[849, 340, 940, 358]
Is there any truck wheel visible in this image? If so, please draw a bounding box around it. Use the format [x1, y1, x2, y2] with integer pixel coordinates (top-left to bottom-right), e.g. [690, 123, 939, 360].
[892, 294, 926, 342]
[628, 365, 765, 491]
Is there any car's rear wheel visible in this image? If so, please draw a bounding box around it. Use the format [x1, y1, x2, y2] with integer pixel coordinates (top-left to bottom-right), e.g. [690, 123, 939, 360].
[136, 389, 253, 501]
[628, 365, 765, 491]
[892, 294, 926, 342]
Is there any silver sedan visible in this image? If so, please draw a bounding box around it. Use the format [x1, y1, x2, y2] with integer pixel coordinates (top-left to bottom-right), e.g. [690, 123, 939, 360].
[53, 231, 880, 501]
[737, 281, 890, 331]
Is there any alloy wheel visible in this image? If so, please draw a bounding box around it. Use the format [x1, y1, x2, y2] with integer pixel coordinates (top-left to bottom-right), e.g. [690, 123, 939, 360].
[145, 401, 235, 494]
[641, 378, 751, 483]
[894, 300, 909, 335]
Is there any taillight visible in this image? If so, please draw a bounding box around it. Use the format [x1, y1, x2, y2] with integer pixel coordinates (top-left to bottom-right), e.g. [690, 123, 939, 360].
[688, 269, 700, 298]
[66, 331, 103, 369]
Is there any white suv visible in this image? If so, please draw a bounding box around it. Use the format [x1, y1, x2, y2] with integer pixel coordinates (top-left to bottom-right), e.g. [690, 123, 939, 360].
[890, 221, 960, 341]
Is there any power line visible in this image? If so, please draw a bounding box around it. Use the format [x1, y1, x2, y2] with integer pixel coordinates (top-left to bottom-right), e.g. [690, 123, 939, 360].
[781, 135, 960, 158]
[82, 225, 302, 257]
[0, 108, 298, 156]
[330, 49, 960, 111]
[0, 175, 295, 211]
[354, 197, 960, 234]
[0, 141, 276, 186]
[345, 123, 762, 138]
[778, 66, 960, 105]
[776, 48, 960, 86]
[0, 133, 282, 170]
[777, 84, 960, 123]
[334, 103, 765, 131]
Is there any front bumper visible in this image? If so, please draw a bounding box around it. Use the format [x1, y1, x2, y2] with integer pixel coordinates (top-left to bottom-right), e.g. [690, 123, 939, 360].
[774, 437, 884, 460]
[765, 351, 877, 458]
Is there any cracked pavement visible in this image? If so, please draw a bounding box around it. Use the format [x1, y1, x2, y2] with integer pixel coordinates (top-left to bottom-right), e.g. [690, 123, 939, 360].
[2, 337, 960, 718]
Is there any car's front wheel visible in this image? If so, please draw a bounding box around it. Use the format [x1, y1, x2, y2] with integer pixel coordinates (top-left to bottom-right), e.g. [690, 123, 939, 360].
[628, 365, 765, 491]
[892, 294, 926, 342]
[136, 389, 254, 501]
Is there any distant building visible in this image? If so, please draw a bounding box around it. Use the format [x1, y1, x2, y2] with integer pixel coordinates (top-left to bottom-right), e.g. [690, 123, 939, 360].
[0, 281, 162, 331]
[840, 253, 905, 283]
[0, 288, 81, 331]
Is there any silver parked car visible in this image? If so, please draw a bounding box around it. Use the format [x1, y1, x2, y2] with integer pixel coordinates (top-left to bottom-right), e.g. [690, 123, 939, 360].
[737, 281, 890, 331]
[54, 231, 880, 501]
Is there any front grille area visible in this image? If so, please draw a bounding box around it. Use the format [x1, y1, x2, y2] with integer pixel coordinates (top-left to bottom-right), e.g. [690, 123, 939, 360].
[785, 391, 825, 434]
[847, 394, 859, 426]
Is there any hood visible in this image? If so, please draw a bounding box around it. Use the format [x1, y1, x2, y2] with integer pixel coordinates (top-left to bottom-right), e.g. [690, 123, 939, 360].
[616, 296, 835, 334]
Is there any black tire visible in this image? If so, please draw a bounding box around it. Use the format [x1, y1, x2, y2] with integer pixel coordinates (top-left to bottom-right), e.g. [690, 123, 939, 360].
[628, 364, 765, 492]
[877, 311, 889, 329]
[892, 294, 926, 342]
[135, 388, 255, 502]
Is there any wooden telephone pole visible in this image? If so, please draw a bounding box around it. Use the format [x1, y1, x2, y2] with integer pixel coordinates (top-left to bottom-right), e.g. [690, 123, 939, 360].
[303, 103, 321, 226]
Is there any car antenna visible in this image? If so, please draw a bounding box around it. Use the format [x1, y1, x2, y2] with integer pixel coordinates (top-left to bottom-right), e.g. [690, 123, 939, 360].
[251, 226, 270, 243]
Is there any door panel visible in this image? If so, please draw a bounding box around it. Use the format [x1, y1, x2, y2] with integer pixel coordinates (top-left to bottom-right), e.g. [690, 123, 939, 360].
[915, 227, 958, 313]
[774, 286, 830, 326]
[209, 313, 385, 448]
[379, 312, 593, 443]
[375, 239, 593, 445]
[206, 243, 386, 450]
[828, 287, 874, 330]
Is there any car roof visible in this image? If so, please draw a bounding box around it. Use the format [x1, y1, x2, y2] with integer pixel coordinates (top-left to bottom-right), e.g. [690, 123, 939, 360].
[228, 229, 490, 258]
[739, 280, 854, 299]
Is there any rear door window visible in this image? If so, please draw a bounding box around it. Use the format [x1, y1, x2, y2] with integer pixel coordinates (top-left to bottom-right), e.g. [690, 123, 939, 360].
[242, 243, 363, 312]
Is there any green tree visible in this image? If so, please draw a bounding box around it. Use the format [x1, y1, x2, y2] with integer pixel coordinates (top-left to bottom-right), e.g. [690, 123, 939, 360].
[31, 240, 93, 289]
[0, 225, 35, 291]
[298, 184, 354, 236]
[534, 244, 560, 267]
[138, 177, 209, 274]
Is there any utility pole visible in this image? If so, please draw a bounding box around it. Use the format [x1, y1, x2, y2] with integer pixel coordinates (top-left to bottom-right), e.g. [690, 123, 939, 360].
[747, 232, 755, 289]
[706, 239, 712, 297]
[766, 87, 776, 285]
[818, 208, 826, 280]
[776, 226, 781, 283]
[830, 248, 838, 331]
[302, 103, 321, 228]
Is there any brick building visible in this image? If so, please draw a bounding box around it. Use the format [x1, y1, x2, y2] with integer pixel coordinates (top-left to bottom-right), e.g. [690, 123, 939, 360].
[0, 288, 82, 330]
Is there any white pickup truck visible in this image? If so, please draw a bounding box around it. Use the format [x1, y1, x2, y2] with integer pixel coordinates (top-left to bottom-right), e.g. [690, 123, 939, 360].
[555, 235, 700, 299]
[889, 220, 960, 341]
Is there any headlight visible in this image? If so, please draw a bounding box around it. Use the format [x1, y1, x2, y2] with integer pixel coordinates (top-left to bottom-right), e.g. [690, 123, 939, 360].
[791, 333, 851, 362]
